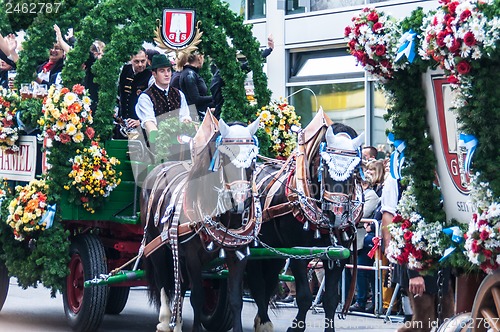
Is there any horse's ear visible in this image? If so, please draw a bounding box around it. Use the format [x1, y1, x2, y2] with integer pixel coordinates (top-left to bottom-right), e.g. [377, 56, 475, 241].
[219, 118, 230, 137]
[247, 117, 261, 136]
[325, 125, 335, 146]
[353, 132, 365, 149]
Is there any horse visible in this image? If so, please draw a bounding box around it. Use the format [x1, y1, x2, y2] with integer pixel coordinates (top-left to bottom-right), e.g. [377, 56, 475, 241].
[247, 111, 364, 332]
[140, 114, 262, 332]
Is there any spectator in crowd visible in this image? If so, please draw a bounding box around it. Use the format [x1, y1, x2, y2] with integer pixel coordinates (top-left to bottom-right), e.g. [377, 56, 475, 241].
[34, 26, 70, 88]
[135, 54, 191, 137]
[365, 159, 385, 197]
[362, 145, 378, 161]
[83, 40, 105, 112]
[145, 48, 160, 67]
[118, 48, 152, 129]
[209, 34, 274, 119]
[178, 51, 214, 121]
[0, 33, 18, 64]
[53, 24, 73, 53]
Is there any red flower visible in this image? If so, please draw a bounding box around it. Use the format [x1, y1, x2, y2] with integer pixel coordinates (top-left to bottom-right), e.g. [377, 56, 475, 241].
[72, 84, 85, 94]
[456, 60, 471, 75]
[393, 214, 403, 223]
[471, 240, 479, 253]
[447, 1, 458, 14]
[477, 219, 488, 227]
[59, 133, 71, 144]
[85, 127, 95, 140]
[46, 128, 56, 139]
[60, 87, 70, 95]
[448, 39, 461, 53]
[375, 44, 386, 56]
[401, 219, 412, 230]
[460, 9, 472, 21]
[372, 22, 383, 33]
[81, 196, 89, 203]
[447, 75, 459, 84]
[366, 11, 378, 22]
[483, 249, 492, 258]
[348, 39, 357, 51]
[403, 231, 413, 241]
[463, 32, 476, 46]
[412, 249, 423, 260]
[480, 229, 490, 241]
[344, 26, 352, 37]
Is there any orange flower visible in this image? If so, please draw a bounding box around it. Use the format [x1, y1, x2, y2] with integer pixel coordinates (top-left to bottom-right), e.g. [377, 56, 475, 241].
[25, 198, 39, 213]
[68, 103, 82, 113]
[60, 87, 70, 94]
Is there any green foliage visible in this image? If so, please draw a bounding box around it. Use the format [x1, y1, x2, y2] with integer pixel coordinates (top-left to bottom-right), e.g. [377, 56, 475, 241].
[155, 118, 197, 162]
[18, 97, 43, 132]
[0, 0, 13, 34]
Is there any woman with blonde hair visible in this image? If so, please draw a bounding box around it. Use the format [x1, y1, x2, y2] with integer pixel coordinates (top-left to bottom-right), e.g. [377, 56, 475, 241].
[366, 159, 385, 197]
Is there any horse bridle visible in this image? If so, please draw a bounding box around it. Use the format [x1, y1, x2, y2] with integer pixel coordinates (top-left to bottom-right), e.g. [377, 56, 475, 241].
[202, 137, 262, 250]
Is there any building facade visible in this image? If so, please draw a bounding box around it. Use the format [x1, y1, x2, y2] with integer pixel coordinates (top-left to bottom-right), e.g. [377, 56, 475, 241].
[225, 0, 438, 151]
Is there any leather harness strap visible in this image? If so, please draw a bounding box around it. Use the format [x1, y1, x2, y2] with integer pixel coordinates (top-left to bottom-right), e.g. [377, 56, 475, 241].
[342, 238, 357, 317]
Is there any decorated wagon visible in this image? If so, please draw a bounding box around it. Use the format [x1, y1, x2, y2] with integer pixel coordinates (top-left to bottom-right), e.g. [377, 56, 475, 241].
[344, 0, 500, 330]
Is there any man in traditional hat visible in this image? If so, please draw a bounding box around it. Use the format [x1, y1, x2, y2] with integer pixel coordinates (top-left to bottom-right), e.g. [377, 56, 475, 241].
[135, 54, 191, 137]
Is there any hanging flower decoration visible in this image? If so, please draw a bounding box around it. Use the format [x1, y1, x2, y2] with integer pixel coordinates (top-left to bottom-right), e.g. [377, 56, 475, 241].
[386, 179, 445, 271]
[344, 7, 401, 81]
[420, 0, 500, 107]
[464, 173, 500, 274]
[6, 179, 51, 241]
[64, 141, 122, 213]
[256, 98, 301, 160]
[0, 88, 21, 153]
[39, 84, 95, 144]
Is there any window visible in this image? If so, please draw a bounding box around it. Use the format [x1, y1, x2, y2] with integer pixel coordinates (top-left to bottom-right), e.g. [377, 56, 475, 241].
[288, 48, 390, 147]
[224, 0, 266, 20]
[286, 0, 391, 14]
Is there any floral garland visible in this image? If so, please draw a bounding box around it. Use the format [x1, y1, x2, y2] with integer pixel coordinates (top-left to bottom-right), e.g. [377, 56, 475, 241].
[420, 0, 500, 109]
[464, 173, 500, 274]
[256, 98, 301, 160]
[0, 88, 20, 153]
[39, 84, 95, 144]
[344, 7, 402, 81]
[64, 141, 121, 213]
[6, 179, 51, 241]
[386, 179, 444, 271]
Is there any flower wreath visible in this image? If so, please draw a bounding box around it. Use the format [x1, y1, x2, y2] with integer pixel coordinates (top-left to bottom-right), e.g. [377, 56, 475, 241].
[420, 0, 500, 108]
[464, 173, 500, 274]
[344, 7, 402, 81]
[0, 88, 21, 153]
[386, 179, 445, 271]
[64, 141, 122, 213]
[5, 179, 52, 241]
[256, 98, 301, 160]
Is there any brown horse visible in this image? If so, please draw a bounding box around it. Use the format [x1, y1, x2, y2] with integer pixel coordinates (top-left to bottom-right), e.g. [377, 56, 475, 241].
[140, 115, 261, 332]
[247, 112, 364, 332]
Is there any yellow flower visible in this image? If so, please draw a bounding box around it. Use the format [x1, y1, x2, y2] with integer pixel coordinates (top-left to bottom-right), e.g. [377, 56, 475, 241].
[260, 110, 271, 121]
[66, 123, 77, 135]
[72, 131, 84, 143]
[82, 96, 91, 106]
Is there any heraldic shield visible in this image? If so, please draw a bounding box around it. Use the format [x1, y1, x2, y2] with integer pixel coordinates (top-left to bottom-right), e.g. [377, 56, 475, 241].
[161, 9, 196, 49]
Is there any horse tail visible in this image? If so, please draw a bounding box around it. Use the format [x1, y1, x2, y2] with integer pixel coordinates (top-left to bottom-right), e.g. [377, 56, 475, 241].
[144, 243, 176, 310]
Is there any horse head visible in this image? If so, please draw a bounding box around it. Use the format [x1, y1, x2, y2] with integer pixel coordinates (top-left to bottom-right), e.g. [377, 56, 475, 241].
[315, 124, 364, 230]
[211, 118, 260, 214]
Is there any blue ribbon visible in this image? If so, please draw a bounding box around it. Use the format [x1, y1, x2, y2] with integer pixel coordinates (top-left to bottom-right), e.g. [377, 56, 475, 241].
[395, 29, 417, 63]
[208, 136, 223, 172]
[387, 133, 405, 180]
[39, 204, 56, 229]
[439, 226, 464, 262]
[458, 133, 478, 175]
[318, 142, 326, 182]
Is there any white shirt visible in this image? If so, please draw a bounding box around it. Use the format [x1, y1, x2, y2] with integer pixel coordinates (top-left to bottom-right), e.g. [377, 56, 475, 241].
[135, 84, 191, 128]
[380, 176, 399, 216]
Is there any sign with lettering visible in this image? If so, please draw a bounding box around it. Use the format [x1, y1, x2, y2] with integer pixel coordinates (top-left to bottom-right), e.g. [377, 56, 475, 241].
[0, 136, 37, 181]
[424, 70, 472, 223]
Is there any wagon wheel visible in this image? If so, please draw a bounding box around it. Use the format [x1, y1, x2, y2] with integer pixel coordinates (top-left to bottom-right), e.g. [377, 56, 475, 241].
[105, 286, 130, 314]
[201, 278, 233, 332]
[471, 269, 500, 332]
[63, 234, 108, 332]
[0, 261, 9, 311]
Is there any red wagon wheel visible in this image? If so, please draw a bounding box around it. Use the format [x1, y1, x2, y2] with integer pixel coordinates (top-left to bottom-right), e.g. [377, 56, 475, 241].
[470, 270, 500, 332]
[63, 234, 108, 332]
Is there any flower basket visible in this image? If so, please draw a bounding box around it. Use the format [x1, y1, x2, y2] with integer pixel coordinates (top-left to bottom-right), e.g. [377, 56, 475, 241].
[64, 141, 122, 213]
[256, 98, 301, 160]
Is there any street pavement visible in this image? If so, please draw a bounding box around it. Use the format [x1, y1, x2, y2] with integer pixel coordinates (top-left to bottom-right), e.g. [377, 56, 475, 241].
[0, 278, 402, 331]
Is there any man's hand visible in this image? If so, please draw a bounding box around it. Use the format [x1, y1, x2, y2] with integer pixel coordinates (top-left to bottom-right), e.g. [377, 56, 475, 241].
[125, 118, 140, 129]
[409, 276, 425, 297]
